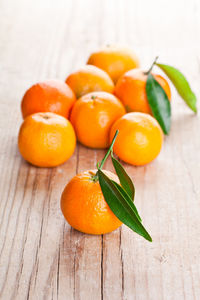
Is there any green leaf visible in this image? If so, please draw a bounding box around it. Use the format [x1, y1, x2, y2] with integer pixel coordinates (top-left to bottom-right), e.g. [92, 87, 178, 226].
[111, 180, 141, 222]
[111, 153, 135, 199]
[156, 63, 197, 113]
[146, 73, 171, 134]
[97, 169, 152, 242]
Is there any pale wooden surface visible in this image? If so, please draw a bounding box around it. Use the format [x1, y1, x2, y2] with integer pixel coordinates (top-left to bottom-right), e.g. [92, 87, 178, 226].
[0, 0, 200, 299]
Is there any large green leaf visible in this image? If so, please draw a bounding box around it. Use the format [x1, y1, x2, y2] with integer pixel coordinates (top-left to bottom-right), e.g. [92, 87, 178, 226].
[146, 73, 171, 134]
[156, 63, 197, 113]
[111, 180, 141, 222]
[98, 169, 152, 242]
[111, 153, 135, 199]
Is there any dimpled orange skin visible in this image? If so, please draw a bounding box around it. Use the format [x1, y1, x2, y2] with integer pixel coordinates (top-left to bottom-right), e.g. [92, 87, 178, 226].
[110, 112, 163, 166]
[115, 69, 171, 114]
[65, 65, 114, 99]
[21, 80, 76, 119]
[18, 112, 76, 167]
[61, 169, 122, 235]
[87, 45, 140, 83]
[70, 91, 126, 149]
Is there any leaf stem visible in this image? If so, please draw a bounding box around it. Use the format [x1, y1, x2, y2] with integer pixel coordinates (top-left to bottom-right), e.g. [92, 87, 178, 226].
[145, 56, 159, 75]
[98, 130, 119, 170]
[91, 130, 119, 182]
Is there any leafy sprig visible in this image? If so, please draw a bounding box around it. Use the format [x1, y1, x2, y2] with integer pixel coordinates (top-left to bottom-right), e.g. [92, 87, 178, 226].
[145, 57, 197, 135]
[93, 130, 152, 242]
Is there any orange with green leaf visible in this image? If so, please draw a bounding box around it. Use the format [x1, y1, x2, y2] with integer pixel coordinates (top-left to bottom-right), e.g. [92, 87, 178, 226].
[115, 56, 197, 135]
[61, 131, 152, 241]
[114, 68, 171, 115]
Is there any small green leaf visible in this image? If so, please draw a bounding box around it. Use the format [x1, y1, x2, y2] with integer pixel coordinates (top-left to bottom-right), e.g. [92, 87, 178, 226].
[111, 153, 135, 199]
[156, 63, 197, 113]
[146, 73, 171, 134]
[98, 169, 152, 242]
[111, 180, 141, 222]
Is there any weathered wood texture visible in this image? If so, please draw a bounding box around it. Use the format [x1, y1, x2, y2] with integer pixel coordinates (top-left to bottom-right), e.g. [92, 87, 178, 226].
[0, 0, 200, 299]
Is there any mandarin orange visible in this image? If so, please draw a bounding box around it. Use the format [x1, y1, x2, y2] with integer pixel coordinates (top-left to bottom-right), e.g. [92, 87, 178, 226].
[110, 112, 163, 166]
[87, 45, 140, 83]
[70, 91, 125, 149]
[65, 65, 114, 99]
[115, 68, 171, 114]
[21, 80, 76, 119]
[61, 169, 122, 234]
[18, 112, 76, 167]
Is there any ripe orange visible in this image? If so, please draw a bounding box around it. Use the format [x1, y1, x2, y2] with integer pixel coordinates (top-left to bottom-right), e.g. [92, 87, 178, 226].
[18, 112, 76, 167]
[21, 79, 76, 119]
[87, 45, 140, 83]
[70, 91, 125, 149]
[65, 65, 114, 99]
[61, 169, 122, 234]
[110, 112, 163, 166]
[115, 69, 171, 114]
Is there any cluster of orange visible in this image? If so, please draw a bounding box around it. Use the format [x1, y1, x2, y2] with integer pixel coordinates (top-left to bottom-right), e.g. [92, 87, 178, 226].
[18, 45, 169, 168]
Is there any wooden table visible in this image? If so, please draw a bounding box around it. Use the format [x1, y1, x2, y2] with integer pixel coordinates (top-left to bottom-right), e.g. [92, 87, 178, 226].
[0, 0, 200, 299]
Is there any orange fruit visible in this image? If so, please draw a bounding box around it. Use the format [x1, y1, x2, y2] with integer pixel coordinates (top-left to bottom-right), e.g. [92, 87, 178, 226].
[70, 91, 125, 149]
[87, 45, 140, 83]
[110, 112, 163, 166]
[115, 69, 171, 114]
[61, 169, 122, 234]
[18, 112, 76, 167]
[65, 65, 114, 99]
[21, 80, 76, 119]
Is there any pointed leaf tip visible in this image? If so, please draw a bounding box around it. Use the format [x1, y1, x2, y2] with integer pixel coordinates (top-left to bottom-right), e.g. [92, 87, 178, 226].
[156, 63, 197, 113]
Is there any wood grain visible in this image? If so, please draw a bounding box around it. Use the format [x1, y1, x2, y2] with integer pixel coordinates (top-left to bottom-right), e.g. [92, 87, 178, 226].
[0, 0, 200, 299]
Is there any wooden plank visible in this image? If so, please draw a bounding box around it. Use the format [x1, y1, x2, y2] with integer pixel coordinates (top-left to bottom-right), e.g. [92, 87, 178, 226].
[0, 0, 200, 299]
